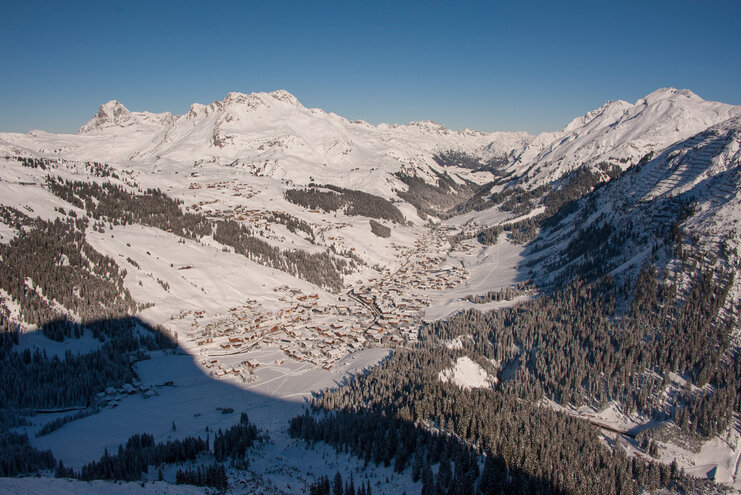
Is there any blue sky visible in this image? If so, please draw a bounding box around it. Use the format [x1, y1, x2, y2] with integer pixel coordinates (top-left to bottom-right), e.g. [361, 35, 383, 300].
[1, 0, 740, 134]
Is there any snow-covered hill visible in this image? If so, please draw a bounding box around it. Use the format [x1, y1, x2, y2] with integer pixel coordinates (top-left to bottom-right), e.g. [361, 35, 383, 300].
[511, 88, 741, 186]
[1, 90, 530, 201]
[3, 88, 738, 212]
[526, 115, 741, 304]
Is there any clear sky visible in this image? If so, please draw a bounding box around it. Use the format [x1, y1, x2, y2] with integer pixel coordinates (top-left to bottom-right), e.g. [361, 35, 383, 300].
[1, 0, 740, 134]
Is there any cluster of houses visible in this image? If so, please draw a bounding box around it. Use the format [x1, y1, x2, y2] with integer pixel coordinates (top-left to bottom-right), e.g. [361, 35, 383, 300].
[185, 180, 259, 218]
[175, 229, 470, 379]
[182, 289, 377, 376]
[353, 234, 468, 342]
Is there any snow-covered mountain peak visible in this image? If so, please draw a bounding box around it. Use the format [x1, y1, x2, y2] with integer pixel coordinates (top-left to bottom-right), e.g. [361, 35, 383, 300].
[77, 100, 174, 135]
[511, 88, 741, 185]
[639, 87, 702, 105]
[220, 89, 302, 110]
[98, 100, 130, 119]
[562, 99, 632, 133]
[77, 100, 134, 133]
[185, 90, 303, 121]
[268, 89, 300, 106]
[407, 120, 447, 132]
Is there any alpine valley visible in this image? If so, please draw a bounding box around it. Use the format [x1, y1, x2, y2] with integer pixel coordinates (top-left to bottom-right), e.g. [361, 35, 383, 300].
[1, 88, 741, 494]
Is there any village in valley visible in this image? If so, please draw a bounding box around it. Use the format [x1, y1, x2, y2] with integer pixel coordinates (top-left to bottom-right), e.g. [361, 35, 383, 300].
[170, 229, 469, 382]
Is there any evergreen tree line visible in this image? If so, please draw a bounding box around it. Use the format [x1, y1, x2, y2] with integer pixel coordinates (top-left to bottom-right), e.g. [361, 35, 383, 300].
[52, 413, 263, 487]
[443, 180, 503, 218]
[212, 412, 260, 463]
[461, 172, 615, 248]
[542, 167, 607, 219]
[305, 344, 707, 495]
[73, 433, 209, 481]
[267, 210, 315, 239]
[432, 150, 486, 171]
[290, 409, 482, 494]
[285, 187, 345, 212]
[497, 185, 550, 216]
[212, 219, 347, 291]
[175, 463, 228, 491]
[35, 407, 100, 437]
[285, 184, 405, 224]
[394, 170, 473, 218]
[0, 408, 30, 432]
[454, 162, 627, 245]
[9, 155, 117, 178]
[322, 184, 406, 224]
[45, 177, 349, 291]
[1, 317, 175, 410]
[525, 157, 701, 294]
[308, 471, 371, 495]
[464, 282, 531, 304]
[369, 220, 391, 238]
[12, 155, 53, 170]
[0, 431, 56, 477]
[0, 316, 179, 478]
[0, 298, 20, 350]
[0, 207, 137, 337]
[464, 214, 544, 246]
[432, 149, 509, 174]
[426, 266, 737, 437]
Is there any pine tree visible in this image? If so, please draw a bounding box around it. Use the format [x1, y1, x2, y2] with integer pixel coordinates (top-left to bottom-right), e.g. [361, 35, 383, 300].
[333, 471, 344, 495]
[421, 463, 435, 495]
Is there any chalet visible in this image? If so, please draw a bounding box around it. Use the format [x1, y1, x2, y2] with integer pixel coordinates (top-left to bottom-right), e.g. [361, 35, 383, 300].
[325, 348, 343, 359]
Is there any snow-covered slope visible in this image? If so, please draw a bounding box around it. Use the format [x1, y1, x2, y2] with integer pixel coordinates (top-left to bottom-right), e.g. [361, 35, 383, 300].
[438, 356, 496, 389]
[1, 90, 529, 200]
[526, 115, 741, 302]
[3, 88, 738, 209]
[512, 88, 741, 185]
[77, 100, 175, 135]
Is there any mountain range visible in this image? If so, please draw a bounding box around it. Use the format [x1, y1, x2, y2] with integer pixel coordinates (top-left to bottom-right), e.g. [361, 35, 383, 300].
[1, 88, 740, 494]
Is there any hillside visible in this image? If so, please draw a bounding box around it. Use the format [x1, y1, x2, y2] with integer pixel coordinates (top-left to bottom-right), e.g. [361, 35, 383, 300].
[1, 89, 740, 493]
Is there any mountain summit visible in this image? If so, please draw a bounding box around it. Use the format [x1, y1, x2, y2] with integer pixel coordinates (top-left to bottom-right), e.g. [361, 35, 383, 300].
[77, 100, 174, 135]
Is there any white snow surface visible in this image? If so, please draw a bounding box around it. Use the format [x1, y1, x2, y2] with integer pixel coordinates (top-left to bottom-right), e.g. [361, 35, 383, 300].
[424, 237, 527, 321]
[510, 87, 741, 185]
[1, 89, 529, 202]
[439, 356, 495, 389]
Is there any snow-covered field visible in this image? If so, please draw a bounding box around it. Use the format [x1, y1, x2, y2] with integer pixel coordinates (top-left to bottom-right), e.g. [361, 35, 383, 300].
[424, 237, 527, 321]
[0, 478, 208, 495]
[31, 348, 390, 468]
[439, 356, 496, 389]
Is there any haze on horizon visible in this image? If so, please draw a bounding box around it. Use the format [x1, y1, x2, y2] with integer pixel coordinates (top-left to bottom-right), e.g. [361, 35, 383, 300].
[1, 0, 740, 135]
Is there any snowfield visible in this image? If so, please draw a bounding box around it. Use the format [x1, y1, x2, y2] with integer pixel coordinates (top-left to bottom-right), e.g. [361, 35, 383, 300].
[1, 87, 741, 492]
[439, 356, 496, 389]
[424, 237, 528, 321]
